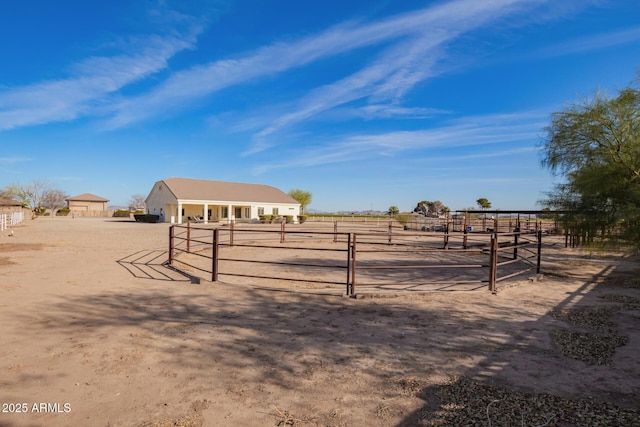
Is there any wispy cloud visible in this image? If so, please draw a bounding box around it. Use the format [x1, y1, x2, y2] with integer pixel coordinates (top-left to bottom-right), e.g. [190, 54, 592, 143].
[241, 0, 553, 154]
[244, 34, 448, 152]
[251, 112, 547, 174]
[0, 15, 203, 130]
[106, 0, 542, 129]
[0, 156, 32, 164]
[351, 104, 447, 120]
[532, 26, 640, 58]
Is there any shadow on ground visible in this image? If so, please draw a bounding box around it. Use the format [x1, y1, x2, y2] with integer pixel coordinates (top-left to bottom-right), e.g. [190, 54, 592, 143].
[13, 248, 640, 426]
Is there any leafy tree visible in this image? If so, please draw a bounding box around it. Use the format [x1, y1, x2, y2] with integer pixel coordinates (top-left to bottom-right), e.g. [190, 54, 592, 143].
[414, 200, 447, 217]
[476, 198, 491, 210]
[413, 200, 430, 216]
[541, 81, 640, 247]
[387, 206, 399, 217]
[287, 189, 312, 213]
[41, 188, 69, 215]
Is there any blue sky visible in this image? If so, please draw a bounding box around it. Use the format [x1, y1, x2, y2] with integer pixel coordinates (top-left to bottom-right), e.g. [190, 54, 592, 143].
[1, 0, 638, 212]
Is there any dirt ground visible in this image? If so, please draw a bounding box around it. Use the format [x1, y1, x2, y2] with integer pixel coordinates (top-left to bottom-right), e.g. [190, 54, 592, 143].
[1, 217, 639, 426]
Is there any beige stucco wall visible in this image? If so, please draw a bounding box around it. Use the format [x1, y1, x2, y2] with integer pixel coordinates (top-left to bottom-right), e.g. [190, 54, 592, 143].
[68, 200, 108, 211]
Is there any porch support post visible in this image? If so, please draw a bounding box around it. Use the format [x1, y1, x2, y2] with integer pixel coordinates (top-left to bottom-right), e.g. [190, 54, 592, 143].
[204, 203, 209, 224]
[227, 204, 233, 224]
[177, 202, 183, 224]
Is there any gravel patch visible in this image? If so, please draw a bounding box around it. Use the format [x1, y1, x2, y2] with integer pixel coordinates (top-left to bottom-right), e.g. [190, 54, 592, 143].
[422, 376, 640, 426]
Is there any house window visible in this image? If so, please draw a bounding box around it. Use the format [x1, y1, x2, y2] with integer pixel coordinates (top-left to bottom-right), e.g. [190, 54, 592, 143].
[235, 207, 242, 219]
[244, 207, 250, 218]
[273, 208, 279, 215]
[258, 207, 264, 216]
[222, 207, 228, 218]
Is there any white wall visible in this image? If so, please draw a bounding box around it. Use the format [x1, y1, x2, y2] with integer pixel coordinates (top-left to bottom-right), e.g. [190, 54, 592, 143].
[145, 182, 176, 222]
[145, 181, 301, 223]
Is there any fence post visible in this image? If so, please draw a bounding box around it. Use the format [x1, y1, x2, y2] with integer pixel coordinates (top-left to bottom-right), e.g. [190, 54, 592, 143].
[350, 233, 357, 297]
[537, 230, 542, 274]
[463, 227, 468, 249]
[187, 221, 191, 253]
[169, 225, 174, 265]
[281, 219, 285, 243]
[334, 221, 338, 243]
[443, 224, 449, 249]
[513, 230, 519, 260]
[346, 233, 351, 295]
[230, 220, 234, 247]
[212, 228, 219, 282]
[488, 233, 498, 293]
[388, 221, 392, 245]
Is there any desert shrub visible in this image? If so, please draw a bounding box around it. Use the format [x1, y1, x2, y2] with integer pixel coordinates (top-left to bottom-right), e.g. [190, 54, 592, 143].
[284, 215, 294, 223]
[56, 208, 70, 216]
[298, 215, 307, 224]
[396, 214, 412, 226]
[113, 210, 131, 218]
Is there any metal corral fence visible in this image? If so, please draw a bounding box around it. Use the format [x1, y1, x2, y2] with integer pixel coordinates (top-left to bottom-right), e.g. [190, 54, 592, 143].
[167, 222, 542, 296]
[0, 211, 25, 231]
[306, 213, 557, 234]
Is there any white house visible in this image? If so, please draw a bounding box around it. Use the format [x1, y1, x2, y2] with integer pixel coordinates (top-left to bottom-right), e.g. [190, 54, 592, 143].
[145, 177, 301, 224]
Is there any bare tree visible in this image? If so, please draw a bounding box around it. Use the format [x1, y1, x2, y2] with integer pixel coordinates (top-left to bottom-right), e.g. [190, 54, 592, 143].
[42, 188, 69, 215]
[3, 180, 51, 211]
[429, 200, 445, 217]
[128, 194, 147, 211]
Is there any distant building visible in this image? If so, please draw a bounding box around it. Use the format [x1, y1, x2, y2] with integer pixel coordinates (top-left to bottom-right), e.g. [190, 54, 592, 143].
[0, 196, 26, 230]
[145, 177, 301, 224]
[0, 196, 23, 214]
[66, 193, 110, 216]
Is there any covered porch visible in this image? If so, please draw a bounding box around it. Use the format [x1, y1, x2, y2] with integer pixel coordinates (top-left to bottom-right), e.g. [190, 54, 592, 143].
[167, 202, 253, 224]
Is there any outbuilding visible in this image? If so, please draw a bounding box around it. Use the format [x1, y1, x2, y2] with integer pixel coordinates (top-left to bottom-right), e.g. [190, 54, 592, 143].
[145, 177, 301, 224]
[0, 196, 26, 230]
[0, 196, 23, 214]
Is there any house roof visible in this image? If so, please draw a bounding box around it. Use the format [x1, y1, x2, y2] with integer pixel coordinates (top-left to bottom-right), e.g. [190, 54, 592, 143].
[0, 196, 23, 207]
[66, 193, 109, 202]
[158, 178, 299, 205]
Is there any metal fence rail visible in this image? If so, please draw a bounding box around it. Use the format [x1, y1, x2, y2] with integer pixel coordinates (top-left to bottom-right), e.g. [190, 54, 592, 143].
[167, 223, 542, 296]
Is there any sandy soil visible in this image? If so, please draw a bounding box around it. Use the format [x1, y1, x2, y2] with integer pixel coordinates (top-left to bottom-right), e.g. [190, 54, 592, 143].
[0, 217, 639, 426]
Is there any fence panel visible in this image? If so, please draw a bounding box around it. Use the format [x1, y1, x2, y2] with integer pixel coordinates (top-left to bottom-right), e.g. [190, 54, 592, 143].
[167, 224, 542, 296]
[1, 211, 25, 231]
